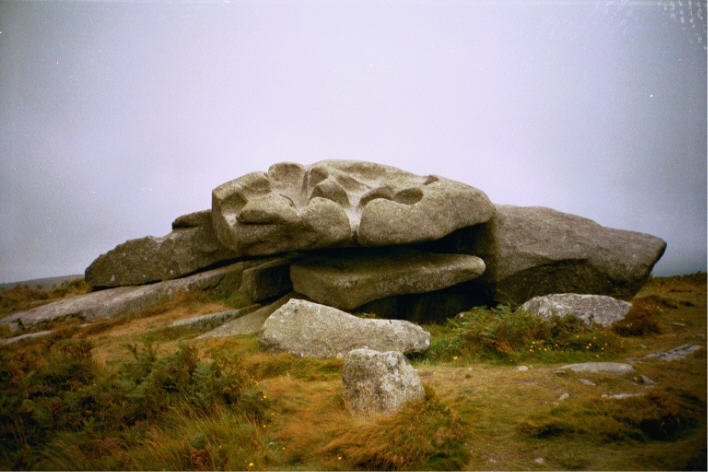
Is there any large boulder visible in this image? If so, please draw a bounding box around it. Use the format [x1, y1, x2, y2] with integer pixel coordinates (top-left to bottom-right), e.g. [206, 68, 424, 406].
[258, 299, 431, 358]
[342, 348, 424, 416]
[290, 248, 485, 310]
[211, 160, 494, 256]
[85, 210, 238, 288]
[2, 260, 269, 333]
[435, 205, 666, 305]
[519, 293, 632, 327]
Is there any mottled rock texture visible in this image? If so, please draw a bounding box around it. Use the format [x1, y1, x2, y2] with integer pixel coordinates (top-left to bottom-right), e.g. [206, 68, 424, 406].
[170, 305, 260, 331]
[86, 210, 238, 288]
[3, 260, 266, 333]
[258, 299, 431, 358]
[342, 348, 424, 415]
[434, 205, 666, 305]
[290, 248, 485, 310]
[643, 344, 702, 361]
[556, 362, 636, 375]
[198, 292, 299, 339]
[519, 293, 632, 327]
[211, 160, 494, 256]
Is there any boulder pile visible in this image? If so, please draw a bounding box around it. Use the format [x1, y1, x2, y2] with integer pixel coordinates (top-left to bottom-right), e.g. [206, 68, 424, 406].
[2, 160, 668, 414]
[3, 160, 666, 344]
[83, 161, 665, 314]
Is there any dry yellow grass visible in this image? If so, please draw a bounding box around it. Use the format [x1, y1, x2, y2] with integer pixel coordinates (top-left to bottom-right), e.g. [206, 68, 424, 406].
[1, 273, 705, 470]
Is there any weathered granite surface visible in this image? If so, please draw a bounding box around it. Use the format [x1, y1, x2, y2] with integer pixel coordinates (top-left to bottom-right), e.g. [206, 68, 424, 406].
[198, 293, 299, 339]
[2, 260, 268, 333]
[170, 304, 261, 331]
[433, 205, 666, 305]
[86, 209, 238, 288]
[519, 293, 632, 327]
[342, 348, 424, 415]
[211, 160, 494, 255]
[556, 362, 636, 375]
[258, 299, 431, 358]
[290, 248, 485, 310]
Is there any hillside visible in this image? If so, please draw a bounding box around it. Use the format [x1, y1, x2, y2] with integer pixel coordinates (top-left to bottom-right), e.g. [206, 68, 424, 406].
[0, 273, 705, 470]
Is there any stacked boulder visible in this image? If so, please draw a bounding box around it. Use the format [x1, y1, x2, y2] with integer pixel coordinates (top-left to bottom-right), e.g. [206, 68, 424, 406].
[82, 160, 665, 320]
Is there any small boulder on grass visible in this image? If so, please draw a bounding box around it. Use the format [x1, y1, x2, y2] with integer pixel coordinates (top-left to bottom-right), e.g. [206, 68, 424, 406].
[518, 293, 631, 327]
[342, 348, 424, 416]
[258, 299, 430, 359]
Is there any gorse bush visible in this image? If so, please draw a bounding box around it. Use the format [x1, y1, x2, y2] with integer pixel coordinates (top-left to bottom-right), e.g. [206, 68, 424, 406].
[0, 340, 267, 469]
[424, 305, 623, 364]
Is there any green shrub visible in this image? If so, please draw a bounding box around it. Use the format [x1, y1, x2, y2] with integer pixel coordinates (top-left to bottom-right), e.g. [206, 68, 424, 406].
[0, 341, 267, 468]
[424, 305, 623, 364]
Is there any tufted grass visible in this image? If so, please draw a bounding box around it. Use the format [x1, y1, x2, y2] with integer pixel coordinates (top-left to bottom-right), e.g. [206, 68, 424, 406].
[0, 273, 705, 470]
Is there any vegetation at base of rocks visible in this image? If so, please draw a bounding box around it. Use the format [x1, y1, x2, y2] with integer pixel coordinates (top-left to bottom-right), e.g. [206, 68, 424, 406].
[421, 305, 624, 365]
[612, 295, 664, 336]
[138, 290, 218, 318]
[0, 339, 267, 469]
[140, 325, 202, 343]
[518, 388, 704, 443]
[0, 273, 705, 470]
[223, 290, 253, 309]
[0, 278, 90, 319]
[242, 351, 344, 381]
[321, 386, 469, 470]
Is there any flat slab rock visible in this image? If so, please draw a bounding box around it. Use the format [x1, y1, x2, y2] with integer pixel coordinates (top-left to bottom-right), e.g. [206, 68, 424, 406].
[556, 362, 635, 375]
[342, 348, 424, 416]
[86, 210, 238, 288]
[518, 293, 631, 327]
[642, 344, 702, 361]
[1, 260, 267, 333]
[258, 299, 431, 358]
[171, 305, 260, 331]
[290, 248, 485, 310]
[211, 160, 494, 256]
[198, 293, 298, 339]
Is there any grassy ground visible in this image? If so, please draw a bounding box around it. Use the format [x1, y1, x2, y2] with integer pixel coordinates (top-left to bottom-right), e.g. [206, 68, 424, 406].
[0, 274, 705, 470]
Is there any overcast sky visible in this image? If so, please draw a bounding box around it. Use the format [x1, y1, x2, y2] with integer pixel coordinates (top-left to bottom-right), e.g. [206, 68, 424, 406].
[0, 0, 705, 283]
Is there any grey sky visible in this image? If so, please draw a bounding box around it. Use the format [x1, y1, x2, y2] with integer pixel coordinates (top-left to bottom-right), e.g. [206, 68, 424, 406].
[0, 0, 705, 283]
